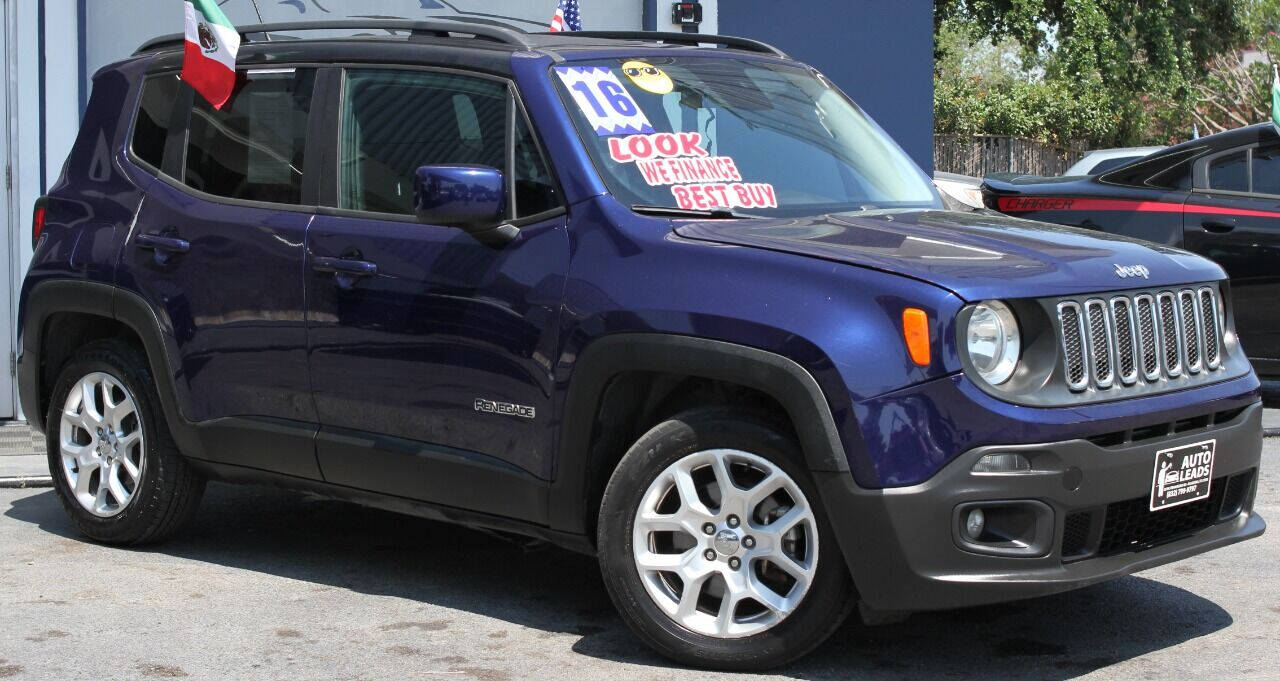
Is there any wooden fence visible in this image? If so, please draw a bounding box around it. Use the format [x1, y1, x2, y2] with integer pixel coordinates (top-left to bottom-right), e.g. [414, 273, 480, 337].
[934, 134, 1087, 178]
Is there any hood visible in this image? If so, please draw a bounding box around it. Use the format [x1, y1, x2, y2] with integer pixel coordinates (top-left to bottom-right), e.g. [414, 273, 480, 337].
[674, 209, 1225, 301]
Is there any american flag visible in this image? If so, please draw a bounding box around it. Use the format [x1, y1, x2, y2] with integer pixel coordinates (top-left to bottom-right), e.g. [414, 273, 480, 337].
[550, 0, 582, 32]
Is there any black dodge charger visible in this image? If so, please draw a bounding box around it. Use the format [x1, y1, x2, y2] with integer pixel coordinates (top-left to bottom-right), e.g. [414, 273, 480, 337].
[984, 123, 1280, 394]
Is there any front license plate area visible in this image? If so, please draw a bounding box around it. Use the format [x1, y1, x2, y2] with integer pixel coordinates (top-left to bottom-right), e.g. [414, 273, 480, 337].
[1150, 439, 1215, 511]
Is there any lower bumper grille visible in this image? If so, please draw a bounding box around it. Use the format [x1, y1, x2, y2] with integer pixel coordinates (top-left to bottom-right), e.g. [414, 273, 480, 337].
[1061, 469, 1255, 561]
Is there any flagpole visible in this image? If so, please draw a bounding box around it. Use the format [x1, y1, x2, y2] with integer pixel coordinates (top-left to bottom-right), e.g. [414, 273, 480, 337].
[248, 0, 270, 41]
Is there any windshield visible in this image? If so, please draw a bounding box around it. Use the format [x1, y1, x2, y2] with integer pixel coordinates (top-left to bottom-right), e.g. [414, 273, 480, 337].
[552, 56, 940, 217]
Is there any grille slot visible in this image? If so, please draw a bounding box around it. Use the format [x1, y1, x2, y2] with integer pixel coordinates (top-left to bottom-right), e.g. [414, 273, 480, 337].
[1084, 299, 1114, 387]
[1200, 287, 1221, 368]
[1157, 292, 1181, 377]
[1134, 295, 1160, 380]
[1180, 290, 1202, 373]
[1057, 286, 1224, 393]
[1057, 302, 1088, 391]
[1110, 297, 1137, 384]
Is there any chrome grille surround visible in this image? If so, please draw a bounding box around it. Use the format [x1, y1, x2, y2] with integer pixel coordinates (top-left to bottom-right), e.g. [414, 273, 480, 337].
[1056, 284, 1226, 394]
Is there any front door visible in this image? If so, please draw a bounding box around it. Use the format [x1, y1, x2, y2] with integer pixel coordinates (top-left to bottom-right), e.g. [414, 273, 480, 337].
[1183, 141, 1280, 375]
[306, 68, 567, 519]
[121, 69, 319, 476]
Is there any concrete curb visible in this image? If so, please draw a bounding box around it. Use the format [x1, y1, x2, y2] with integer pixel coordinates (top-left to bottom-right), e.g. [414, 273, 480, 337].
[0, 476, 53, 489]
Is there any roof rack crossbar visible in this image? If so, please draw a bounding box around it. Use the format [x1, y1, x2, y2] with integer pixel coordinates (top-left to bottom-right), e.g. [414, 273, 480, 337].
[135, 19, 534, 54]
[552, 31, 787, 57]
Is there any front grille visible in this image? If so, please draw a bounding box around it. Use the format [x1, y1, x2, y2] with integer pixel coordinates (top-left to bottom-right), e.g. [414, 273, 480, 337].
[1057, 285, 1224, 393]
[1062, 511, 1093, 558]
[1218, 470, 1254, 520]
[1095, 471, 1251, 557]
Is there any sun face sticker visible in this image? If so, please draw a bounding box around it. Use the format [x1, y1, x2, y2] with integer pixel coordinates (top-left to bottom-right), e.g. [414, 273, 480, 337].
[622, 61, 674, 95]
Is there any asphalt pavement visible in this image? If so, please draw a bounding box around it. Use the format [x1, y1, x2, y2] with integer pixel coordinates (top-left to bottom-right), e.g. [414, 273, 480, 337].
[0, 424, 1278, 680]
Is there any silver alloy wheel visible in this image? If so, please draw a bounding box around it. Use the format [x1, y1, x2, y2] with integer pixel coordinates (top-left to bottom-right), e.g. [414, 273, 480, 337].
[632, 449, 818, 638]
[58, 371, 145, 517]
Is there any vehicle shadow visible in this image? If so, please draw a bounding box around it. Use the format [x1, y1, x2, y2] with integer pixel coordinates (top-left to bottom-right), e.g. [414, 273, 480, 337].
[5, 483, 1233, 680]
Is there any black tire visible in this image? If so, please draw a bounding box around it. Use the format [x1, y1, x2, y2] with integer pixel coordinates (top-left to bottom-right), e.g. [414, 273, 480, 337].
[597, 407, 854, 670]
[45, 338, 205, 544]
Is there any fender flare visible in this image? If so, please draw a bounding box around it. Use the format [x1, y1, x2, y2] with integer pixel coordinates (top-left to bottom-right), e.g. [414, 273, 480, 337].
[19, 279, 206, 459]
[547, 333, 853, 535]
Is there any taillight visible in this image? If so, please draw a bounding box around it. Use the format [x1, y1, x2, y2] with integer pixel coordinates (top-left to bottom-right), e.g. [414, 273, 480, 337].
[32, 198, 47, 249]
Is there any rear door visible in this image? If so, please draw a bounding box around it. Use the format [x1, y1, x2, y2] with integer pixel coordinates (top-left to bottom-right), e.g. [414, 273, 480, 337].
[1183, 141, 1280, 374]
[305, 67, 568, 519]
[118, 68, 321, 477]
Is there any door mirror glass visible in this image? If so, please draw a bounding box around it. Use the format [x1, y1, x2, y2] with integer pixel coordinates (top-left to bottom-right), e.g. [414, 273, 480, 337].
[413, 165, 506, 231]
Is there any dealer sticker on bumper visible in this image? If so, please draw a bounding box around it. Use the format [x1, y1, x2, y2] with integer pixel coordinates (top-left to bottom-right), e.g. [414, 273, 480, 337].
[1150, 439, 1215, 511]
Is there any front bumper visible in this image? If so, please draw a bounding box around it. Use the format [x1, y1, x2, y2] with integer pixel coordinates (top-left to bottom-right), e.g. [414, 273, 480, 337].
[816, 400, 1265, 612]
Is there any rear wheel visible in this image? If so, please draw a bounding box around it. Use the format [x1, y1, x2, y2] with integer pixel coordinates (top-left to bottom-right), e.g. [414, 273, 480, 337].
[46, 339, 204, 544]
[597, 408, 854, 669]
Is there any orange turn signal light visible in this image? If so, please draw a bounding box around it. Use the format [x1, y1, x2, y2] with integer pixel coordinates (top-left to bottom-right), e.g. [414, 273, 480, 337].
[902, 308, 931, 366]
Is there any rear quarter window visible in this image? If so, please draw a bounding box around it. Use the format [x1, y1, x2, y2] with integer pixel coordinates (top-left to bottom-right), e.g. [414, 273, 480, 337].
[131, 74, 182, 172]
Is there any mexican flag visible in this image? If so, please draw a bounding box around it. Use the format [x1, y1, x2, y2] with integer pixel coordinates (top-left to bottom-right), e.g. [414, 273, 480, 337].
[180, 0, 240, 109]
[1272, 65, 1280, 133]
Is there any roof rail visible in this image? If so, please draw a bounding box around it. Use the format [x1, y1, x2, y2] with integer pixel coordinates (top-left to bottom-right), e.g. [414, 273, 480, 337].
[134, 19, 535, 55]
[550, 31, 787, 58]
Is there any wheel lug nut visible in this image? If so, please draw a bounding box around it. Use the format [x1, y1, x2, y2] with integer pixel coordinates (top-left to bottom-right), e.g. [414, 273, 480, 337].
[702, 522, 715, 535]
[727, 515, 740, 528]
[743, 536, 755, 549]
[728, 557, 741, 570]
[703, 549, 716, 561]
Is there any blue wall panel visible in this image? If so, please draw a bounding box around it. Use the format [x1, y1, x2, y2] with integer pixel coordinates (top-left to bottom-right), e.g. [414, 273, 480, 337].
[718, 1, 934, 172]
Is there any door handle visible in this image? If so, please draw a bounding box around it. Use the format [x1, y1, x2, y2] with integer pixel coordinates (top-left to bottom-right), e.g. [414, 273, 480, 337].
[1201, 218, 1237, 233]
[136, 233, 191, 253]
[313, 256, 378, 277]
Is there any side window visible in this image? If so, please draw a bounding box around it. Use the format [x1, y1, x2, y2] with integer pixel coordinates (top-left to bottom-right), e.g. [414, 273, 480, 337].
[1252, 144, 1280, 196]
[340, 69, 507, 215]
[1207, 150, 1248, 193]
[132, 74, 182, 172]
[184, 69, 315, 205]
[513, 111, 560, 217]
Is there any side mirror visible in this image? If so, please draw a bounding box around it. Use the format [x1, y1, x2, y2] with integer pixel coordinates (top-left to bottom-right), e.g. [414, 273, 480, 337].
[413, 165, 516, 243]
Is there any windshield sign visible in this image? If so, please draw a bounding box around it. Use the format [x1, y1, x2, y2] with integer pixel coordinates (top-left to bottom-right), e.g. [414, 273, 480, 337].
[553, 57, 940, 218]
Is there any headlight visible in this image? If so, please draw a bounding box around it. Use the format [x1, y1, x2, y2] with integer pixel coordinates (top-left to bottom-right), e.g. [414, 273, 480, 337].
[965, 300, 1020, 385]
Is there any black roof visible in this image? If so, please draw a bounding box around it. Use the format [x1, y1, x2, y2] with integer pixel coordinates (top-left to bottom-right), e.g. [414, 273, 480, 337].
[1095, 122, 1280, 187]
[135, 19, 787, 61]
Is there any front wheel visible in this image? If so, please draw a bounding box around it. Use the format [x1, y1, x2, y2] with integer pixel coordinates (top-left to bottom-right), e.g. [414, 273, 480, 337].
[596, 408, 854, 670]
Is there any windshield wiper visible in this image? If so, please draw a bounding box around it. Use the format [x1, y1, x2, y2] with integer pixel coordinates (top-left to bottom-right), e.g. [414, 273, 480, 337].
[631, 204, 763, 220]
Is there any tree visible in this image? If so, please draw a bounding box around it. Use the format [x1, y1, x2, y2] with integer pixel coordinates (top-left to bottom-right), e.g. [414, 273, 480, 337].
[935, 0, 1248, 146]
[1190, 0, 1280, 134]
